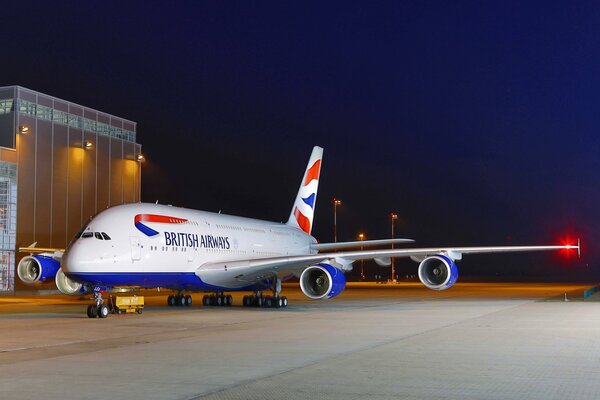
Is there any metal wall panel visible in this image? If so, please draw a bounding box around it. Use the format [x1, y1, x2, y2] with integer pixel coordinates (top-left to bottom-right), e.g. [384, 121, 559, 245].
[96, 135, 110, 210]
[82, 131, 97, 222]
[66, 128, 83, 240]
[34, 119, 53, 246]
[52, 125, 68, 247]
[16, 115, 36, 247]
[110, 139, 123, 206]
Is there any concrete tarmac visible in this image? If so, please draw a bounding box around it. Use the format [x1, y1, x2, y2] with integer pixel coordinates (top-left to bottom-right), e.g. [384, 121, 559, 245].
[1, 282, 599, 400]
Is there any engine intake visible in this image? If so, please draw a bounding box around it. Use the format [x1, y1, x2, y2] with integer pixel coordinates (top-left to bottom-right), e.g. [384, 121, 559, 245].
[17, 255, 60, 284]
[417, 255, 458, 290]
[299, 264, 346, 299]
[55, 268, 85, 295]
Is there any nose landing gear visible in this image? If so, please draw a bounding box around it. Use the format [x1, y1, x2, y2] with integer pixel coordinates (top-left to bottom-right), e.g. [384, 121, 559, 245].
[87, 289, 110, 318]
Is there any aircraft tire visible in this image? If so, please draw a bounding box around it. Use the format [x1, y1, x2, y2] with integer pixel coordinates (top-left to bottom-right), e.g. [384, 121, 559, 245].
[226, 295, 233, 306]
[276, 297, 283, 308]
[264, 297, 273, 308]
[184, 295, 192, 306]
[87, 304, 98, 318]
[215, 296, 223, 306]
[177, 295, 186, 306]
[98, 304, 109, 318]
[167, 295, 176, 307]
[202, 295, 210, 306]
[281, 297, 288, 308]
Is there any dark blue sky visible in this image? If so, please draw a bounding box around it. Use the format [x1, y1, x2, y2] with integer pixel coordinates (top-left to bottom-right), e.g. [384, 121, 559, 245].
[3, 1, 597, 279]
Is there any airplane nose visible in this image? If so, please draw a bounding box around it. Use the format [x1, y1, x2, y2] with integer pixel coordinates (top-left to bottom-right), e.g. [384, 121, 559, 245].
[62, 243, 83, 274]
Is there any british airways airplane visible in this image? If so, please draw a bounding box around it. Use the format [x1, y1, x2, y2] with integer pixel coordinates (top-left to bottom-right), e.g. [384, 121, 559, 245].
[17, 146, 579, 318]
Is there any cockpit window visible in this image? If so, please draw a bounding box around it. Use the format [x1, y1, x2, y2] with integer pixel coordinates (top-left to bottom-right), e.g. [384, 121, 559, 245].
[81, 232, 93, 238]
[101, 232, 111, 240]
[94, 232, 103, 240]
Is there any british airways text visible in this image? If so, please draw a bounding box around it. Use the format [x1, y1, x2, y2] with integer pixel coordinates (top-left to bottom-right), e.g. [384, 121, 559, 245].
[164, 232, 230, 249]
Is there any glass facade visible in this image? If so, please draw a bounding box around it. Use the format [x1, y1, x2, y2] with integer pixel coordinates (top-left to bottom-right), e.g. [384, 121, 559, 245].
[0, 162, 16, 291]
[0, 99, 13, 115]
[16, 98, 136, 142]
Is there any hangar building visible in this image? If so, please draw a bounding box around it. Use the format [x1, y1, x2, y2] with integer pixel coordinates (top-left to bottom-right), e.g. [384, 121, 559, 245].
[0, 86, 142, 292]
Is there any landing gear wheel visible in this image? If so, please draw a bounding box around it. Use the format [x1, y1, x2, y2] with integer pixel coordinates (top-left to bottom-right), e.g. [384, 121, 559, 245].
[184, 295, 192, 306]
[177, 295, 186, 306]
[87, 304, 98, 318]
[264, 297, 273, 308]
[215, 296, 223, 306]
[281, 296, 288, 308]
[203, 295, 210, 306]
[225, 295, 233, 306]
[168, 295, 176, 307]
[276, 297, 283, 308]
[98, 304, 109, 318]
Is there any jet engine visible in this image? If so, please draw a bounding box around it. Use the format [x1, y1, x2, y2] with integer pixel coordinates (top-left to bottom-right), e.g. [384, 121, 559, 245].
[417, 255, 458, 290]
[299, 263, 346, 299]
[55, 268, 85, 295]
[17, 255, 60, 284]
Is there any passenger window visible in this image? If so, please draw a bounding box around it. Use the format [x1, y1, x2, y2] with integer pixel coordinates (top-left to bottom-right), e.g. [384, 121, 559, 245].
[81, 232, 93, 238]
[101, 232, 111, 240]
[94, 232, 103, 240]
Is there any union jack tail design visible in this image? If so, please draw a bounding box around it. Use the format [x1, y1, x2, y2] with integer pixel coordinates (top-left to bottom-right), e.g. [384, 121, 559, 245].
[287, 146, 323, 234]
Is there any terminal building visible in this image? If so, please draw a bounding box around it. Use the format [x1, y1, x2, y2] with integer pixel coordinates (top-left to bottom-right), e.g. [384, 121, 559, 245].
[0, 86, 142, 292]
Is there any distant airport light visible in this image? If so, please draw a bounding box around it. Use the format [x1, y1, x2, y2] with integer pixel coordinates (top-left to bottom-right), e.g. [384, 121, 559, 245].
[84, 141, 93, 150]
[18, 124, 30, 134]
[359, 233, 365, 280]
[136, 154, 145, 162]
[333, 198, 342, 242]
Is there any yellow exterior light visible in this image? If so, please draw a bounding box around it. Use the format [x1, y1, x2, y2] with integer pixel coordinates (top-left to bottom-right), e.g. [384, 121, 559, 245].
[84, 141, 93, 150]
[18, 124, 30, 134]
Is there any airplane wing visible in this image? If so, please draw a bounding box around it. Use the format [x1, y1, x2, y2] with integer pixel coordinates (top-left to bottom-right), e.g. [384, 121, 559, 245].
[195, 242, 579, 287]
[310, 238, 414, 251]
[19, 244, 64, 260]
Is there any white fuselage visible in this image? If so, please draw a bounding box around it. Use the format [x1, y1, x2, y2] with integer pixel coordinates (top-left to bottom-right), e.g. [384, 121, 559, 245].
[62, 203, 317, 290]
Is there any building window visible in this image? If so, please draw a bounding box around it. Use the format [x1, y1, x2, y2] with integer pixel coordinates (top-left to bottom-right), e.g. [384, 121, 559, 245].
[0, 99, 13, 114]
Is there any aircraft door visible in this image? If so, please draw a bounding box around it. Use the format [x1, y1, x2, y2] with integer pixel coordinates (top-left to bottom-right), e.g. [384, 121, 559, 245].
[130, 236, 141, 261]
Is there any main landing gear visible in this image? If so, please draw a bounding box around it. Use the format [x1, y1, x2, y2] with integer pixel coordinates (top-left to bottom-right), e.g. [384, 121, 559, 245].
[87, 290, 110, 318]
[167, 291, 192, 307]
[242, 292, 288, 308]
[242, 276, 288, 309]
[202, 292, 233, 306]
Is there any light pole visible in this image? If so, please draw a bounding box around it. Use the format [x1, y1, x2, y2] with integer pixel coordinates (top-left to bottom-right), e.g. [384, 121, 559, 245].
[333, 198, 342, 242]
[358, 233, 365, 280]
[390, 212, 398, 283]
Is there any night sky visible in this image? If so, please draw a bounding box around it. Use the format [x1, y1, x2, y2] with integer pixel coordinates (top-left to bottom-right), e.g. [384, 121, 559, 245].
[3, 1, 597, 280]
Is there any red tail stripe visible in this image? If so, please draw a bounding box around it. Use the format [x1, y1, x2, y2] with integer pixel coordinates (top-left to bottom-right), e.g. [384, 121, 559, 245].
[303, 160, 321, 186]
[293, 207, 311, 234]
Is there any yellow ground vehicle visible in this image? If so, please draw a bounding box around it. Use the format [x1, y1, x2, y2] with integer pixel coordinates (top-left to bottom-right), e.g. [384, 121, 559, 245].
[109, 295, 144, 314]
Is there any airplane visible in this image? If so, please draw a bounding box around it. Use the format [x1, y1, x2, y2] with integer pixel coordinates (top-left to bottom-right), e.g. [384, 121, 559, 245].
[17, 146, 580, 318]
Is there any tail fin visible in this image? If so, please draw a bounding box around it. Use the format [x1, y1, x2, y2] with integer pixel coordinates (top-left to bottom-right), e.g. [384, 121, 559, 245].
[287, 146, 323, 235]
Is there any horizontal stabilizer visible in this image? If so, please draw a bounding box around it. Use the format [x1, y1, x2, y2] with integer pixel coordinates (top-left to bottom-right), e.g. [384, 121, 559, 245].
[311, 238, 414, 252]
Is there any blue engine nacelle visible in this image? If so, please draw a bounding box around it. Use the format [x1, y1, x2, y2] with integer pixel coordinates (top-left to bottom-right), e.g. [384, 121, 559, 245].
[17, 255, 61, 284]
[299, 263, 346, 299]
[417, 255, 459, 290]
